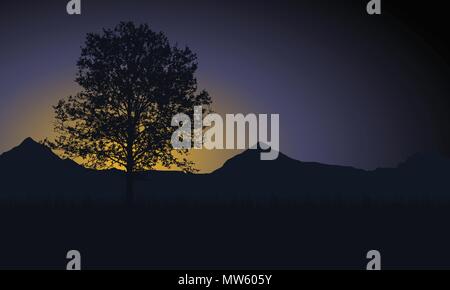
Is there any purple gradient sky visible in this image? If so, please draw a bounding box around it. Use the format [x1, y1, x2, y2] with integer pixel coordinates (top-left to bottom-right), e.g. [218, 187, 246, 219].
[0, 0, 449, 170]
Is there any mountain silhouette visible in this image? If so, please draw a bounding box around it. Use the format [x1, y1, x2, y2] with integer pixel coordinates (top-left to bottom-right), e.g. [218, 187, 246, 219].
[0, 137, 449, 205]
[0, 138, 122, 203]
[0, 137, 81, 171]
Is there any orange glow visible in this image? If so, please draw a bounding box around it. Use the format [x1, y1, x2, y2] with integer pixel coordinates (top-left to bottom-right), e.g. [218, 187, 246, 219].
[5, 76, 249, 173]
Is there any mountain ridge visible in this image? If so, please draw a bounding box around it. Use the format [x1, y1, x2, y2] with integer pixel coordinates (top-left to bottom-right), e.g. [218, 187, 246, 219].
[2, 137, 448, 174]
[0, 137, 449, 205]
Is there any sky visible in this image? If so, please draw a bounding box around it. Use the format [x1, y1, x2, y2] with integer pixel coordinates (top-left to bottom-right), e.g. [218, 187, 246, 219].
[0, 0, 449, 172]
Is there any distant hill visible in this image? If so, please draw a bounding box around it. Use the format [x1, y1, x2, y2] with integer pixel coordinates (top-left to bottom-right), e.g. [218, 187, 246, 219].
[0, 138, 122, 203]
[0, 138, 449, 206]
[0, 137, 81, 172]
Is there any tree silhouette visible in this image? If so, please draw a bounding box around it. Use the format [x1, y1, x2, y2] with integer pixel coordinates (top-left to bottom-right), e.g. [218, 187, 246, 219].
[47, 22, 211, 204]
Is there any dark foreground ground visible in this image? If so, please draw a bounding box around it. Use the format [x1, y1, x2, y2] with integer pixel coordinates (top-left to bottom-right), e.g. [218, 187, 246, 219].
[0, 204, 449, 270]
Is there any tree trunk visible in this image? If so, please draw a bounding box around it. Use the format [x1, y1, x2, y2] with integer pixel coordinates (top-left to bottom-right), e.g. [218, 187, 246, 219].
[126, 100, 135, 206]
[125, 141, 135, 205]
[125, 170, 134, 206]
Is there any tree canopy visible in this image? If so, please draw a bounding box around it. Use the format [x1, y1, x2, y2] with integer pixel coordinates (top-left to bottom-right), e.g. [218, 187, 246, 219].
[47, 22, 211, 202]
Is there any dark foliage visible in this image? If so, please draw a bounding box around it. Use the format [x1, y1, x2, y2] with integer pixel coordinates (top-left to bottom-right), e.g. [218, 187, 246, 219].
[46, 22, 211, 202]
